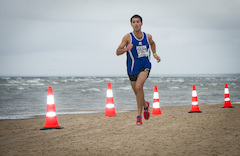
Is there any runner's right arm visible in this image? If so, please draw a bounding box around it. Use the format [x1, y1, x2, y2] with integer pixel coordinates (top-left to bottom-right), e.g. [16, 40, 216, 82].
[116, 34, 133, 56]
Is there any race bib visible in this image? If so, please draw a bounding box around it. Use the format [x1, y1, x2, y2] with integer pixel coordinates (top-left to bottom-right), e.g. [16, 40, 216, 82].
[136, 45, 148, 58]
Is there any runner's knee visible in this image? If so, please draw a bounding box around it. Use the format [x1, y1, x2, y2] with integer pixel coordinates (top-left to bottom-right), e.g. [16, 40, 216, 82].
[136, 83, 143, 92]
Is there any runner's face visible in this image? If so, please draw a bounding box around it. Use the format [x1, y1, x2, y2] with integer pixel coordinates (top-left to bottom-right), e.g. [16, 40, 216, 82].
[131, 18, 142, 31]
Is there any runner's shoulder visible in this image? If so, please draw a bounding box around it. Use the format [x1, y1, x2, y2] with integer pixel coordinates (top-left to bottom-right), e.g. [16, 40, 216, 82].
[146, 33, 152, 39]
[122, 33, 131, 43]
[146, 33, 153, 43]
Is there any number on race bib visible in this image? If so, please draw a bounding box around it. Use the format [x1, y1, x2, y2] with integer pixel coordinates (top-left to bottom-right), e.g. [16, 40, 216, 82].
[136, 45, 148, 58]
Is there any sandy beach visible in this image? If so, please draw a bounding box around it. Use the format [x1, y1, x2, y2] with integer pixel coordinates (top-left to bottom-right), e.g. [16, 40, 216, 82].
[0, 104, 239, 156]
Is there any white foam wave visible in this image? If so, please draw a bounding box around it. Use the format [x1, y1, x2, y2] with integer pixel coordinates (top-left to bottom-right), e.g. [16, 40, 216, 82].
[17, 87, 24, 90]
[51, 81, 59, 85]
[87, 88, 101, 92]
[167, 78, 184, 83]
[26, 78, 41, 83]
[8, 80, 21, 84]
[80, 89, 87, 92]
[168, 86, 180, 90]
[103, 78, 114, 82]
[116, 77, 128, 82]
[119, 86, 132, 90]
[1, 77, 11, 80]
[151, 79, 163, 83]
[210, 83, 218, 86]
[61, 80, 68, 83]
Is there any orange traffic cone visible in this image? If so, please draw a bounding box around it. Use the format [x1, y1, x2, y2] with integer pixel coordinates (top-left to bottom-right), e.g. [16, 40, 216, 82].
[152, 86, 161, 115]
[105, 82, 117, 117]
[188, 85, 202, 113]
[41, 86, 63, 130]
[223, 83, 234, 108]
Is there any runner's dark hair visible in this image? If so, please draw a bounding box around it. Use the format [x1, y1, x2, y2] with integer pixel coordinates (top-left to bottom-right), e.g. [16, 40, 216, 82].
[130, 14, 142, 23]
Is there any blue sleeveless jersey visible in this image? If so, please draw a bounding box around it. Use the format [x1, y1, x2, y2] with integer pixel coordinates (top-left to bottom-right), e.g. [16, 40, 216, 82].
[126, 32, 151, 75]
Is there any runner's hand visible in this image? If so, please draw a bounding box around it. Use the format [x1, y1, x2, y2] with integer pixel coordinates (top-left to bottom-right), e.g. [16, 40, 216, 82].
[154, 54, 161, 63]
[126, 44, 133, 51]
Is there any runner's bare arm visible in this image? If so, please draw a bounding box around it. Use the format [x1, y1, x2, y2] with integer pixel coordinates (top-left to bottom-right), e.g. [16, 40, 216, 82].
[148, 34, 161, 63]
[116, 34, 133, 56]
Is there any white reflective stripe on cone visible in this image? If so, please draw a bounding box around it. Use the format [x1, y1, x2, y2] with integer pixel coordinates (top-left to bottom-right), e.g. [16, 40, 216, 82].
[46, 112, 56, 117]
[192, 90, 197, 97]
[47, 95, 55, 104]
[153, 102, 160, 108]
[224, 88, 229, 94]
[225, 98, 230, 101]
[153, 92, 159, 99]
[106, 104, 114, 108]
[192, 101, 198, 105]
[107, 90, 113, 97]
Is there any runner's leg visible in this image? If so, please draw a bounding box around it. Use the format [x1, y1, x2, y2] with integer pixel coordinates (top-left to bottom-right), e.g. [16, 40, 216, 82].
[134, 70, 149, 116]
[130, 81, 143, 116]
[130, 81, 137, 96]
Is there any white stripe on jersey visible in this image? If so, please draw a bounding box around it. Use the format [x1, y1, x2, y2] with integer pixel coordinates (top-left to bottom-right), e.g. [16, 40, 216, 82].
[128, 50, 135, 73]
[128, 34, 135, 73]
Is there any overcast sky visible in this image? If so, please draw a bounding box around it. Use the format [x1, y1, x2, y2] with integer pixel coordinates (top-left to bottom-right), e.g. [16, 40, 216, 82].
[0, 0, 240, 76]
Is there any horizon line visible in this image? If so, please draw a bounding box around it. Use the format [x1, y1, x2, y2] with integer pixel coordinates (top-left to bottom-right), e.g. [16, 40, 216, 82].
[1, 73, 240, 77]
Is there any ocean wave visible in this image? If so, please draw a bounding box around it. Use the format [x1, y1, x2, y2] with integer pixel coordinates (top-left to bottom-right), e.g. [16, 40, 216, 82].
[90, 79, 105, 83]
[4, 78, 46, 86]
[79, 88, 101, 92]
[0, 77, 11, 80]
[204, 77, 217, 81]
[61, 78, 107, 84]
[20, 82, 45, 86]
[118, 86, 132, 90]
[31, 83, 45, 86]
[168, 86, 180, 90]
[150, 79, 164, 83]
[167, 78, 185, 83]
[8, 80, 22, 84]
[51, 81, 59, 85]
[116, 77, 129, 82]
[210, 83, 218, 86]
[152, 78, 185, 83]
[102, 78, 114, 83]
[26, 78, 42, 83]
[60, 79, 68, 83]
[87, 88, 101, 92]
[17, 87, 24, 90]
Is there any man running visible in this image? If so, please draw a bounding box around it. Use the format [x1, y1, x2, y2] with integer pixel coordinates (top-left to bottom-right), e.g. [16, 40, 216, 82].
[116, 14, 161, 125]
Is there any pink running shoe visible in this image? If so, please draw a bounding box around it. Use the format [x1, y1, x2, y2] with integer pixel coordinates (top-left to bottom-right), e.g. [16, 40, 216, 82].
[136, 116, 142, 125]
[144, 101, 150, 120]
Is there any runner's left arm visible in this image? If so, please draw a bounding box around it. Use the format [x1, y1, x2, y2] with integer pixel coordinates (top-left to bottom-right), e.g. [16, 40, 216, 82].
[148, 34, 161, 63]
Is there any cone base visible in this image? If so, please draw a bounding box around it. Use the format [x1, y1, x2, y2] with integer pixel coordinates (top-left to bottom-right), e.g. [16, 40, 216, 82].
[105, 108, 117, 117]
[222, 106, 234, 108]
[104, 114, 117, 117]
[188, 111, 202, 113]
[152, 112, 162, 115]
[104, 115, 117, 117]
[40, 126, 64, 130]
[152, 109, 161, 115]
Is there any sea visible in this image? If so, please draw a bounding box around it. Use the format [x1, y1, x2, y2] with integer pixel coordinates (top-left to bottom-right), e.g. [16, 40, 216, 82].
[0, 74, 240, 119]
